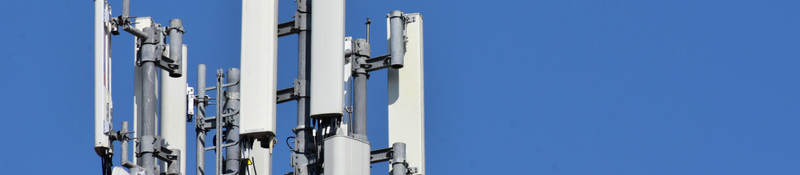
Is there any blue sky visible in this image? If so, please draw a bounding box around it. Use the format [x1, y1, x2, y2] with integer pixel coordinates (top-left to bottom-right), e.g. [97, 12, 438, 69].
[1, 0, 800, 174]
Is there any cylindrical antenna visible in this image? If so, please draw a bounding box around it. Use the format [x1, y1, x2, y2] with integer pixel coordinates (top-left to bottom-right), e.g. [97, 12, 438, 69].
[389, 10, 405, 68]
[365, 18, 371, 44]
[168, 19, 184, 78]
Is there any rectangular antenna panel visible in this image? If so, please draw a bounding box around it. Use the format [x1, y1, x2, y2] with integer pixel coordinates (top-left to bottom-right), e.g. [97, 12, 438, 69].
[240, 0, 278, 136]
[94, 0, 112, 153]
[310, 0, 345, 118]
[387, 13, 425, 175]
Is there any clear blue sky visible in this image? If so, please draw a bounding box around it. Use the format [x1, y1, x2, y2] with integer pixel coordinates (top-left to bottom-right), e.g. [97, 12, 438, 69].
[1, 0, 799, 174]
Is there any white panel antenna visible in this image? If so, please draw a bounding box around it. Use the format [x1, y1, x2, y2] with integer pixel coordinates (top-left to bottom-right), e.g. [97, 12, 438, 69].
[240, 0, 278, 136]
[160, 45, 188, 174]
[388, 13, 426, 175]
[240, 1, 278, 175]
[94, 0, 113, 155]
[310, 0, 345, 118]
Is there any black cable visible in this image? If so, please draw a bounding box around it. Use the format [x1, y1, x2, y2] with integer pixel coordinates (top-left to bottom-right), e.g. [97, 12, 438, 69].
[286, 136, 296, 151]
[100, 156, 106, 175]
[101, 155, 112, 175]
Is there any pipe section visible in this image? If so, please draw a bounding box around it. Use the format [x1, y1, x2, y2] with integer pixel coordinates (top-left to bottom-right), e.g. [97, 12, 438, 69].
[167, 19, 184, 78]
[389, 10, 406, 68]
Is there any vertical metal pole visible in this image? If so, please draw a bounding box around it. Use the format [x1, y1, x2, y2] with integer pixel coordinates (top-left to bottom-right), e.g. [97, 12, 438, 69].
[122, 0, 130, 20]
[197, 64, 207, 175]
[225, 68, 242, 174]
[356, 20, 372, 140]
[365, 18, 371, 44]
[140, 61, 158, 175]
[293, 0, 312, 174]
[135, 24, 163, 175]
[121, 121, 130, 165]
[216, 69, 225, 175]
[391, 143, 408, 175]
[352, 39, 370, 140]
[352, 60, 367, 139]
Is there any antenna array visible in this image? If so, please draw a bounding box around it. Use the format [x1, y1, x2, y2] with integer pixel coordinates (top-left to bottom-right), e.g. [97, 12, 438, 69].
[93, 1, 425, 175]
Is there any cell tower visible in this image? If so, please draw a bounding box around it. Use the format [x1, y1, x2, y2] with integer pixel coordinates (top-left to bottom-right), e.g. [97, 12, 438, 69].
[93, 0, 425, 175]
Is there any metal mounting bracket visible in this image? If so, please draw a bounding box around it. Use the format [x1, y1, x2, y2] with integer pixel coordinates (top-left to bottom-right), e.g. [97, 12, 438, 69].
[278, 20, 298, 37]
[277, 86, 298, 104]
[365, 54, 392, 72]
[277, 79, 306, 104]
[152, 137, 182, 175]
[370, 147, 393, 164]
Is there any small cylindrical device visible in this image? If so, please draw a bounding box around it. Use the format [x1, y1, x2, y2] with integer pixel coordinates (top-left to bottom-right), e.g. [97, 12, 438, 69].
[310, 0, 345, 118]
[389, 10, 406, 68]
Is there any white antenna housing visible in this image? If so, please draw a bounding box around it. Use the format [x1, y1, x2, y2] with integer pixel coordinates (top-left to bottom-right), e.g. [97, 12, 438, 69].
[161, 45, 188, 174]
[240, 1, 278, 175]
[94, 0, 112, 155]
[240, 0, 278, 136]
[310, 0, 345, 118]
[388, 13, 425, 175]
